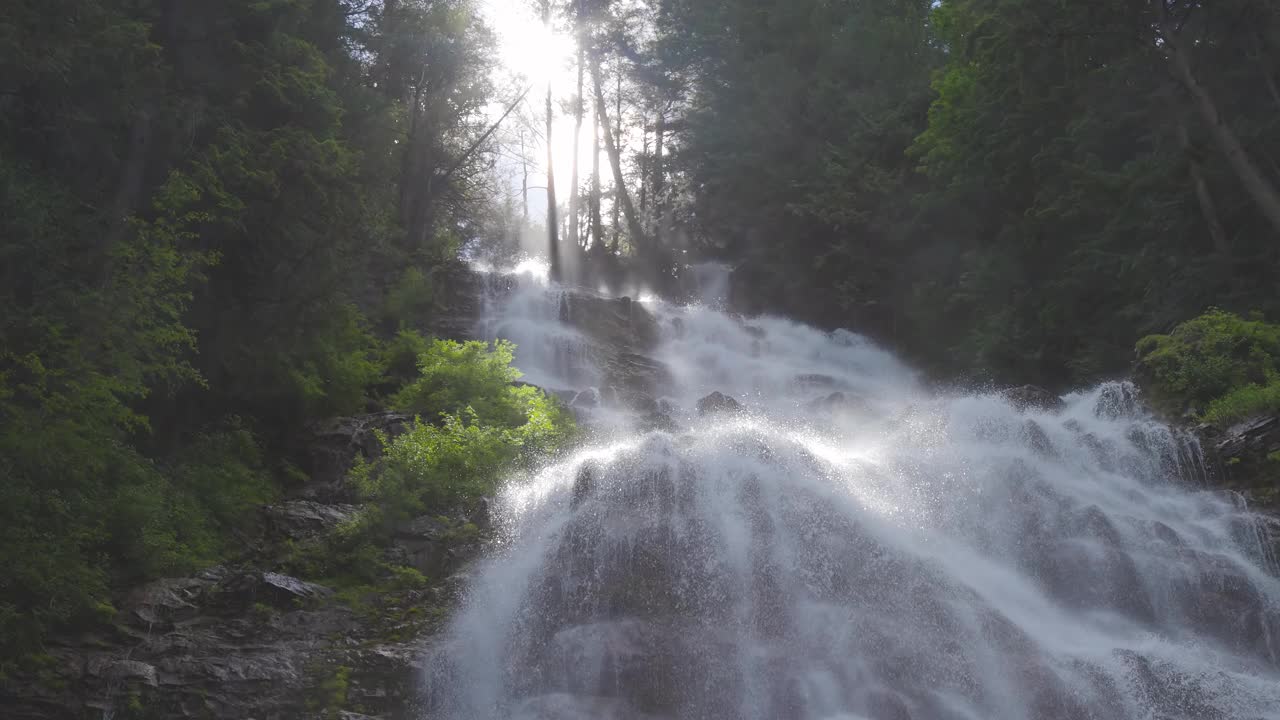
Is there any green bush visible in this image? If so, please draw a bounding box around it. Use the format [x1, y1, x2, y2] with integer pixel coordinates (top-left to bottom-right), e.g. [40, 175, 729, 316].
[382, 267, 436, 330]
[357, 340, 575, 530]
[391, 339, 534, 426]
[377, 329, 433, 387]
[276, 302, 384, 421]
[1203, 381, 1280, 426]
[1137, 309, 1280, 422]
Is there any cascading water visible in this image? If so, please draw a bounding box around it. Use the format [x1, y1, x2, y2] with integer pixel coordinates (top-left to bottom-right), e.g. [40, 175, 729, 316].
[426, 263, 1280, 719]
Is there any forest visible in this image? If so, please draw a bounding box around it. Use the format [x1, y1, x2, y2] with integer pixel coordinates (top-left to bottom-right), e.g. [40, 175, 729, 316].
[3, 0, 1280, 685]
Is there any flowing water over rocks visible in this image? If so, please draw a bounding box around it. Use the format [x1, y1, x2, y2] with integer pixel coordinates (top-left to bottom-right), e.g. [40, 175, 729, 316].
[425, 263, 1280, 720]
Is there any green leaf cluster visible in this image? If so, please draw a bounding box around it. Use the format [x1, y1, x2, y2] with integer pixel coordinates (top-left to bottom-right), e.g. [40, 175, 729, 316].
[358, 340, 576, 528]
[1137, 310, 1280, 423]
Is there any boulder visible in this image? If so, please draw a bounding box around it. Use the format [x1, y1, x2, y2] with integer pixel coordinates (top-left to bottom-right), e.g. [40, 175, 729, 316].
[264, 500, 360, 541]
[795, 374, 840, 390]
[1021, 420, 1056, 458]
[605, 353, 674, 398]
[639, 411, 679, 434]
[571, 388, 601, 409]
[393, 516, 450, 576]
[260, 572, 334, 606]
[619, 390, 661, 415]
[1094, 382, 1141, 420]
[805, 391, 865, 415]
[468, 497, 493, 532]
[697, 392, 742, 416]
[1211, 414, 1280, 511]
[205, 572, 333, 614]
[125, 575, 219, 627]
[86, 658, 158, 688]
[304, 412, 415, 500]
[1001, 385, 1064, 413]
[1216, 415, 1280, 466]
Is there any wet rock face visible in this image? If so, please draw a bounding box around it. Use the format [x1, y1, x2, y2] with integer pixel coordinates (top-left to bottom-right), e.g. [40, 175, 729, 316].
[697, 391, 742, 416]
[3, 572, 439, 720]
[805, 391, 866, 416]
[1211, 415, 1280, 509]
[2, 568, 374, 720]
[1, 494, 490, 720]
[605, 353, 674, 398]
[394, 516, 450, 577]
[1216, 415, 1280, 460]
[559, 293, 662, 354]
[304, 412, 414, 500]
[1001, 385, 1065, 413]
[424, 260, 509, 341]
[265, 500, 361, 541]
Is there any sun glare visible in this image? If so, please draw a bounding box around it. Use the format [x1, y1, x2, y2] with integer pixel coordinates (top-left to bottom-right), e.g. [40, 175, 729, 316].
[489, 1, 577, 90]
[483, 0, 608, 227]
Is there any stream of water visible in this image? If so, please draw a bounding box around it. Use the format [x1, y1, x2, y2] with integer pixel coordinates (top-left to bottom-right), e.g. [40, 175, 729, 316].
[424, 263, 1280, 719]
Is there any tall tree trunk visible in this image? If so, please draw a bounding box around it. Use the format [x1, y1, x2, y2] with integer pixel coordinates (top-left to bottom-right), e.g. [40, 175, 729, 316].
[1251, 32, 1280, 112]
[104, 102, 154, 258]
[639, 118, 650, 215]
[1176, 117, 1230, 256]
[591, 93, 604, 253]
[652, 109, 666, 202]
[592, 56, 646, 253]
[568, 14, 584, 250]
[520, 129, 529, 222]
[380, 0, 403, 100]
[611, 71, 623, 252]
[544, 1, 561, 281]
[651, 106, 666, 247]
[1161, 9, 1280, 238]
[399, 85, 424, 237]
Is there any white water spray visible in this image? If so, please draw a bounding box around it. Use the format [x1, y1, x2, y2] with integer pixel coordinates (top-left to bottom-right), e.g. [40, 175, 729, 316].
[425, 266, 1280, 719]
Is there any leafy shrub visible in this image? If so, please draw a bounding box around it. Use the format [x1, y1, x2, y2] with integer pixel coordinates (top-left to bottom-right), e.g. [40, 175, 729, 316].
[277, 302, 383, 421]
[357, 340, 575, 530]
[1137, 309, 1280, 422]
[1203, 381, 1280, 426]
[377, 329, 432, 387]
[391, 339, 532, 426]
[382, 267, 436, 330]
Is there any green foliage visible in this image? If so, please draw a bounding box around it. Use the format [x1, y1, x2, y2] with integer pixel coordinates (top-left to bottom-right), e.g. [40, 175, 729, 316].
[1198, 381, 1280, 425]
[354, 414, 516, 524]
[357, 396, 575, 523]
[391, 339, 525, 424]
[278, 512, 387, 589]
[382, 268, 437, 331]
[385, 565, 430, 592]
[1203, 382, 1280, 426]
[360, 341, 575, 526]
[1137, 310, 1280, 419]
[378, 329, 434, 388]
[308, 665, 351, 719]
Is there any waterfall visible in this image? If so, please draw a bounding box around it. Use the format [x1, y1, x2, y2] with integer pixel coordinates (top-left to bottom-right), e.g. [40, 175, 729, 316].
[425, 266, 1280, 720]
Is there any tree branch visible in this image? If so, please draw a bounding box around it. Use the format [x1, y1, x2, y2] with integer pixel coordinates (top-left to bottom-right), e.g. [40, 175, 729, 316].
[436, 85, 533, 187]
